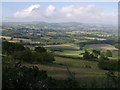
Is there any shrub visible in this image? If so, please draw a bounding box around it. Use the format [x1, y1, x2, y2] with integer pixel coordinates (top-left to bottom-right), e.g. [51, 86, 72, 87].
[3, 62, 49, 89]
[105, 50, 112, 57]
[98, 60, 120, 71]
[35, 47, 47, 53]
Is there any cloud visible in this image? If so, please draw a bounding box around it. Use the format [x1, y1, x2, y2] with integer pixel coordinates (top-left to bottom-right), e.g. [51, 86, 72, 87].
[13, 4, 117, 24]
[59, 5, 117, 24]
[14, 4, 40, 18]
[45, 5, 56, 17]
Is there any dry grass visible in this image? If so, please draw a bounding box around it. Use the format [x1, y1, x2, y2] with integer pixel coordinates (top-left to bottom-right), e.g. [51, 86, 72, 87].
[85, 44, 118, 50]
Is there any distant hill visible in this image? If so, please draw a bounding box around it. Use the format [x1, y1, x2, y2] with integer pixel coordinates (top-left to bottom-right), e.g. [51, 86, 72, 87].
[2, 22, 117, 33]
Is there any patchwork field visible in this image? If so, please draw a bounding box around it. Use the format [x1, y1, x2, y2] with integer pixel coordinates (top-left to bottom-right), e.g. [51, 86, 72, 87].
[0, 36, 32, 42]
[45, 43, 118, 60]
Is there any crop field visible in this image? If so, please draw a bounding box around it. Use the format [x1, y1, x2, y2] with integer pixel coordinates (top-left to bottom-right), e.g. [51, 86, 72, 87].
[44, 44, 80, 50]
[83, 37, 106, 40]
[0, 36, 32, 42]
[54, 50, 84, 59]
[84, 44, 118, 51]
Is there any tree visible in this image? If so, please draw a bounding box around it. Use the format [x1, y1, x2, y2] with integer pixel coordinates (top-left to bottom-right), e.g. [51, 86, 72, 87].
[32, 52, 55, 64]
[2, 41, 25, 54]
[3, 62, 50, 89]
[35, 47, 47, 53]
[92, 50, 100, 57]
[82, 50, 97, 60]
[99, 54, 109, 61]
[105, 71, 118, 88]
[83, 50, 90, 59]
[13, 50, 33, 63]
[105, 50, 112, 57]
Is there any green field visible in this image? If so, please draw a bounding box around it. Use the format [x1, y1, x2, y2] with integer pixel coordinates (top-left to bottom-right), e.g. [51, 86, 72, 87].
[54, 50, 84, 59]
[25, 56, 108, 82]
[52, 44, 119, 60]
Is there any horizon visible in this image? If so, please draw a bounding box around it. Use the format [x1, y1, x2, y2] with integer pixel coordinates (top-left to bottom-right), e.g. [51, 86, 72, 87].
[2, 21, 117, 26]
[2, 2, 118, 25]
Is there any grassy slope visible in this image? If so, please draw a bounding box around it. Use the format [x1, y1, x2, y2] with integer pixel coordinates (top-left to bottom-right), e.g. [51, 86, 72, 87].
[25, 57, 107, 82]
[54, 50, 84, 59]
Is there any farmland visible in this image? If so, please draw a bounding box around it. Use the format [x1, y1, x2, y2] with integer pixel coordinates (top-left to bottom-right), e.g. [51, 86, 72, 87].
[2, 22, 120, 88]
[84, 44, 118, 51]
[1, 22, 119, 59]
[1, 22, 119, 61]
[25, 56, 108, 81]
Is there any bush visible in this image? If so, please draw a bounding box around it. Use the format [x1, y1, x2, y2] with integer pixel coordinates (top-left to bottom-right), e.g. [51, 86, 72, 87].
[3, 62, 50, 89]
[85, 65, 91, 68]
[98, 60, 120, 71]
[35, 47, 47, 53]
[2, 62, 80, 89]
[82, 50, 97, 60]
[13, 50, 33, 63]
[105, 50, 112, 57]
[32, 52, 55, 64]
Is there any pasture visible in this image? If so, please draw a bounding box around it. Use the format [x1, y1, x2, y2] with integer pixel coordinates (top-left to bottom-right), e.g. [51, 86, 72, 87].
[54, 50, 84, 59]
[25, 57, 108, 82]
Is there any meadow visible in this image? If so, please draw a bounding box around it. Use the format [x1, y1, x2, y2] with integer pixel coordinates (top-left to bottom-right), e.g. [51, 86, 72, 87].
[25, 56, 108, 83]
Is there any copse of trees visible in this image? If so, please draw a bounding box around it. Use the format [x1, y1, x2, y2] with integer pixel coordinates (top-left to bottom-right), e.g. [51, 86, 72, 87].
[82, 50, 100, 60]
[3, 41, 55, 64]
[13, 50, 33, 63]
[82, 49, 111, 61]
[114, 43, 120, 49]
[92, 50, 100, 57]
[98, 55, 109, 61]
[13, 48, 55, 64]
[35, 47, 47, 53]
[3, 62, 54, 89]
[2, 41, 25, 54]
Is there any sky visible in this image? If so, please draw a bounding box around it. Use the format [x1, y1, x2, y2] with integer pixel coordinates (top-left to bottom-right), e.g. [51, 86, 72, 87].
[1, 2, 118, 25]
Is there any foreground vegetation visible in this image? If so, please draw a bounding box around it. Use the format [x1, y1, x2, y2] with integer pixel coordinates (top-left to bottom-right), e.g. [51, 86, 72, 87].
[1, 22, 120, 89]
[2, 41, 120, 89]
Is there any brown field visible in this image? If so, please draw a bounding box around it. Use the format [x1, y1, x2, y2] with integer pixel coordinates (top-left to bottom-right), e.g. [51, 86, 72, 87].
[0, 36, 32, 42]
[85, 44, 118, 51]
[0, 36, 11, 39]
[44, 44, 80, 50]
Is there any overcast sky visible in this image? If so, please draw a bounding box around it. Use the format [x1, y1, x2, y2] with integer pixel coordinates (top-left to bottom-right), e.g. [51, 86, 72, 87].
[2, 2, 118, 25]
